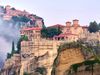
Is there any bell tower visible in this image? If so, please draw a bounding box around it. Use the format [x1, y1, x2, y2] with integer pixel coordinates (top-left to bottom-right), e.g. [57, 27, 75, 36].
[66, 21, 71, 28]
[73, 19, 79, 28]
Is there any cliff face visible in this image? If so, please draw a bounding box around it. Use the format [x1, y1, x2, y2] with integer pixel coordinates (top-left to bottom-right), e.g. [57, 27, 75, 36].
[52, 42, 85, 75]
[56, 48, 84, 75]
[0, 5, 45, 70]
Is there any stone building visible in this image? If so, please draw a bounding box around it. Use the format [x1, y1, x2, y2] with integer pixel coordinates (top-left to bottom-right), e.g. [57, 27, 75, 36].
[3, 5, 29, 20]
[53, 19, 87, 42]
[20, 26, 58, 75]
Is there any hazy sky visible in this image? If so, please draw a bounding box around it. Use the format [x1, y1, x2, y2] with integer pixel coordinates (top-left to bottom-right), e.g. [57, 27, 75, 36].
[1, 0, 100, 26]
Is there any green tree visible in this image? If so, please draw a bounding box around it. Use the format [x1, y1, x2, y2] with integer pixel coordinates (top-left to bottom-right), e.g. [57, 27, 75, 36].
[23, 72, 31, 75]
[84, 60, 96, 75]
[98, 23, 100, 30]
[12, 16, 20, 22]
[41, 27, 62, 38]
[20, 16, 30, 23]
[88, 21, 99, 33]
[41, 19, 46, 28]
[11, 41, 15, 56]
[71, 63, 81, 75]
[12, 16, 30, 23]
[16, 35, 28, 54]
[6, 41, 15, 59]
[41, 28, 48, 38]
[35, 67, 47, 75]
[7, 53, 11, 59]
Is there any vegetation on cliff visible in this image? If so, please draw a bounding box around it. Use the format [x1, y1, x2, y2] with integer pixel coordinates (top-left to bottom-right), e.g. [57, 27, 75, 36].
[35, 67, 47, 75]
[66, 42, 100, 75]
[7, 41, 15, 59]
[7, 35, 28, 59]
[51, 41, 100, 75]
[41, 27, 62, 38]
[12, 16, 31, 23]
[51, 42, 83, 75]
[67, 59, 100, 75]
[88, 21, 100, 33]
[16, 35, 28, 54]
[24, 72, 31, 75]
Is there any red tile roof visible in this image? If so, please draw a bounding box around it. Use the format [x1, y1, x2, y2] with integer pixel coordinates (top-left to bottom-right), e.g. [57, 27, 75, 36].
[22, 27, 42, 31]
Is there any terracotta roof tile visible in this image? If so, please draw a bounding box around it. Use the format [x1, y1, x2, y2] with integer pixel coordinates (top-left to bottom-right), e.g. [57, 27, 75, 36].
[23, 27, 42, 31]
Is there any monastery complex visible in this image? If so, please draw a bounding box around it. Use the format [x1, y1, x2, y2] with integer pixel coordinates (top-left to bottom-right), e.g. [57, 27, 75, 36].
[19, 19, 100, 75]
[0, 5, 100, 75]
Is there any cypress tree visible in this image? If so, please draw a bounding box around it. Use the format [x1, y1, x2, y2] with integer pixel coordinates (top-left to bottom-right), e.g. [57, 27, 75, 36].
[11, 41, 15, 56]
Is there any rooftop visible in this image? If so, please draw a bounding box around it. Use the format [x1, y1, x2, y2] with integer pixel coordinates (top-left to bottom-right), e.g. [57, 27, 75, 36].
[22, 27, 42, 31]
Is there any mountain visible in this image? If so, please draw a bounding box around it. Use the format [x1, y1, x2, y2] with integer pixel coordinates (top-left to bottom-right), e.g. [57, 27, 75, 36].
[0, 5, 45, 67]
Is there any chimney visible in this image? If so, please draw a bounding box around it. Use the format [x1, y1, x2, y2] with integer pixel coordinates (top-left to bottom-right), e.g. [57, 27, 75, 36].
[66, 21, 71, 27]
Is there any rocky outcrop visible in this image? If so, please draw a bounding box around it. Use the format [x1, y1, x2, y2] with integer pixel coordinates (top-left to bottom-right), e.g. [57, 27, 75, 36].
[51, 42, 85, 75]
[0, 54, 21, 75]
